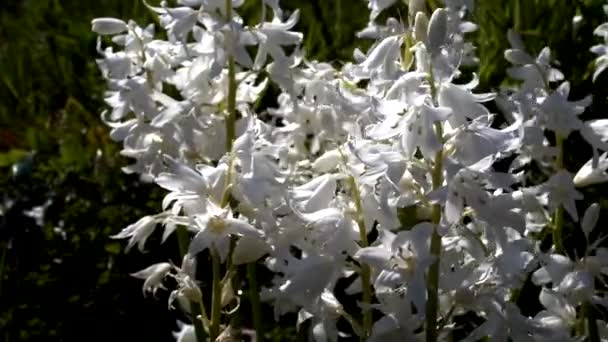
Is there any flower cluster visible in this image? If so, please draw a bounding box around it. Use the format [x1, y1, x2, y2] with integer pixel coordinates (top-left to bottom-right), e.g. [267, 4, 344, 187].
[92, 0, 608, 341]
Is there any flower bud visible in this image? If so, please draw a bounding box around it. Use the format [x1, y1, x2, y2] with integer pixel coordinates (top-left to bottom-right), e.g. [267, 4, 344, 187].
[91, 18, 128, 35]
[427, 8, 448, 55]
[414, 12, 429, 43]
[582, 203, 600, 237]
[221, 278, 236, 309]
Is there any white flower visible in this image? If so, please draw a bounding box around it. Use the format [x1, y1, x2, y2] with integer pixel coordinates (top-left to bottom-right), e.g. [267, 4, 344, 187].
[112, 215, 159, 252]
[143, 2, 199, 41]
[356, 224, 433, 315]
[401, 102, 451, 159]
[544, 170, 583, 221]
[168, 256, 204, 307]
[156, 158, 226, 216]
[539, 82, 588, 138]
[536, 288, 577, 335]
[189, 200, 263, 262]
[438, 83, 493, 129]
[251, 10, 303, 70]
[131, 262, 172, 297]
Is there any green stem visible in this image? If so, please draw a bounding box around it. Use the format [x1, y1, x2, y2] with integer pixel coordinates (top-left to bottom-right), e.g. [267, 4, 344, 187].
[553, 206, 565, 254]
[553, 135, 565, 254]
[225, 0, 237, 153]
[425, 124, 443, 342]
[177, 227, 190, 256]
[425, 61, 444, 342]
[220, 154, 235, 208]
[177, 227, 207, 342]
[514, 0, 522, 32]
[191, 301, 208, 341]
[247, 263, 264, 342]
[347, 175, 373, 339]
[210, 248, 223, 341]
[220, 0, 237, 210]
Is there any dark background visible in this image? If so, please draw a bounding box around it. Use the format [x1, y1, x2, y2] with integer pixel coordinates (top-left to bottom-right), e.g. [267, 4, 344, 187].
[1, 0, 608, 341]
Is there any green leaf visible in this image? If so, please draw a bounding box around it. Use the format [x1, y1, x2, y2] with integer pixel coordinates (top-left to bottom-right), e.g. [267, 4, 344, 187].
[0, 149, 28, 167]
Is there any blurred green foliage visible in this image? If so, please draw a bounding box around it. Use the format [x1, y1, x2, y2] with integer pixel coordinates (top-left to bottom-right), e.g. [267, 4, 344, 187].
[1, 0, 608, 341]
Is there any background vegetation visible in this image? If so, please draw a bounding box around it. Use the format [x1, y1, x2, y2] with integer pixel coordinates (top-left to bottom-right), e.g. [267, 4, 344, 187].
[1, 0, 608, 341]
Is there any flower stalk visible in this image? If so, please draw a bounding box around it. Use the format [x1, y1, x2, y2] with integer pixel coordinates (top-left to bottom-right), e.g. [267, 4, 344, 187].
[553, 134, 565, 254]
[208, 1, 240, 340]
[425, 123, 443, 342]
[347, 175, 373, 339]
[225, 45, 237, 152]
[177, 227, 208, 342]
[224, 1, 265, 340]
[209, 248, 223, 340]
[425, 64, 443, 342]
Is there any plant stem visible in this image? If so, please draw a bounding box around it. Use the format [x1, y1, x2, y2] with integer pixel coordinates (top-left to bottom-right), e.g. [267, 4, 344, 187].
[553, 134, 565, 254]
[177, 227, 207, 342]
[225, 0, 237, 153]
[177, 226, 190, 256]
[247, 263, 264, 342]
[347, 175, 373, 339]
[220, 0, 237, 209]
[223, 1, 266, 340]
[425, 59, 444, 341]
[425, 123, 444, 342]
[208, 2, 238, 340]
[514, 0, 522, 32]
[191, 301, 208, 341]
[210, 248, 223, 341]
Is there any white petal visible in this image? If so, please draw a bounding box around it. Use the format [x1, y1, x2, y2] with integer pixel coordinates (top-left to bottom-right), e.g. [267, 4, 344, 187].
[354, 246, 391, 269]
[582, 203, 600, 237]
[445, 192, 463, 223]
[226, 218, 263, 238]
[92, 18, 128, 35]
[313, 150, 341, 172]
[188, 230, 212, 256]
[232, 236, 270, 265]
[574, 153, 608, 187]
[539, 288, 576, 323]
